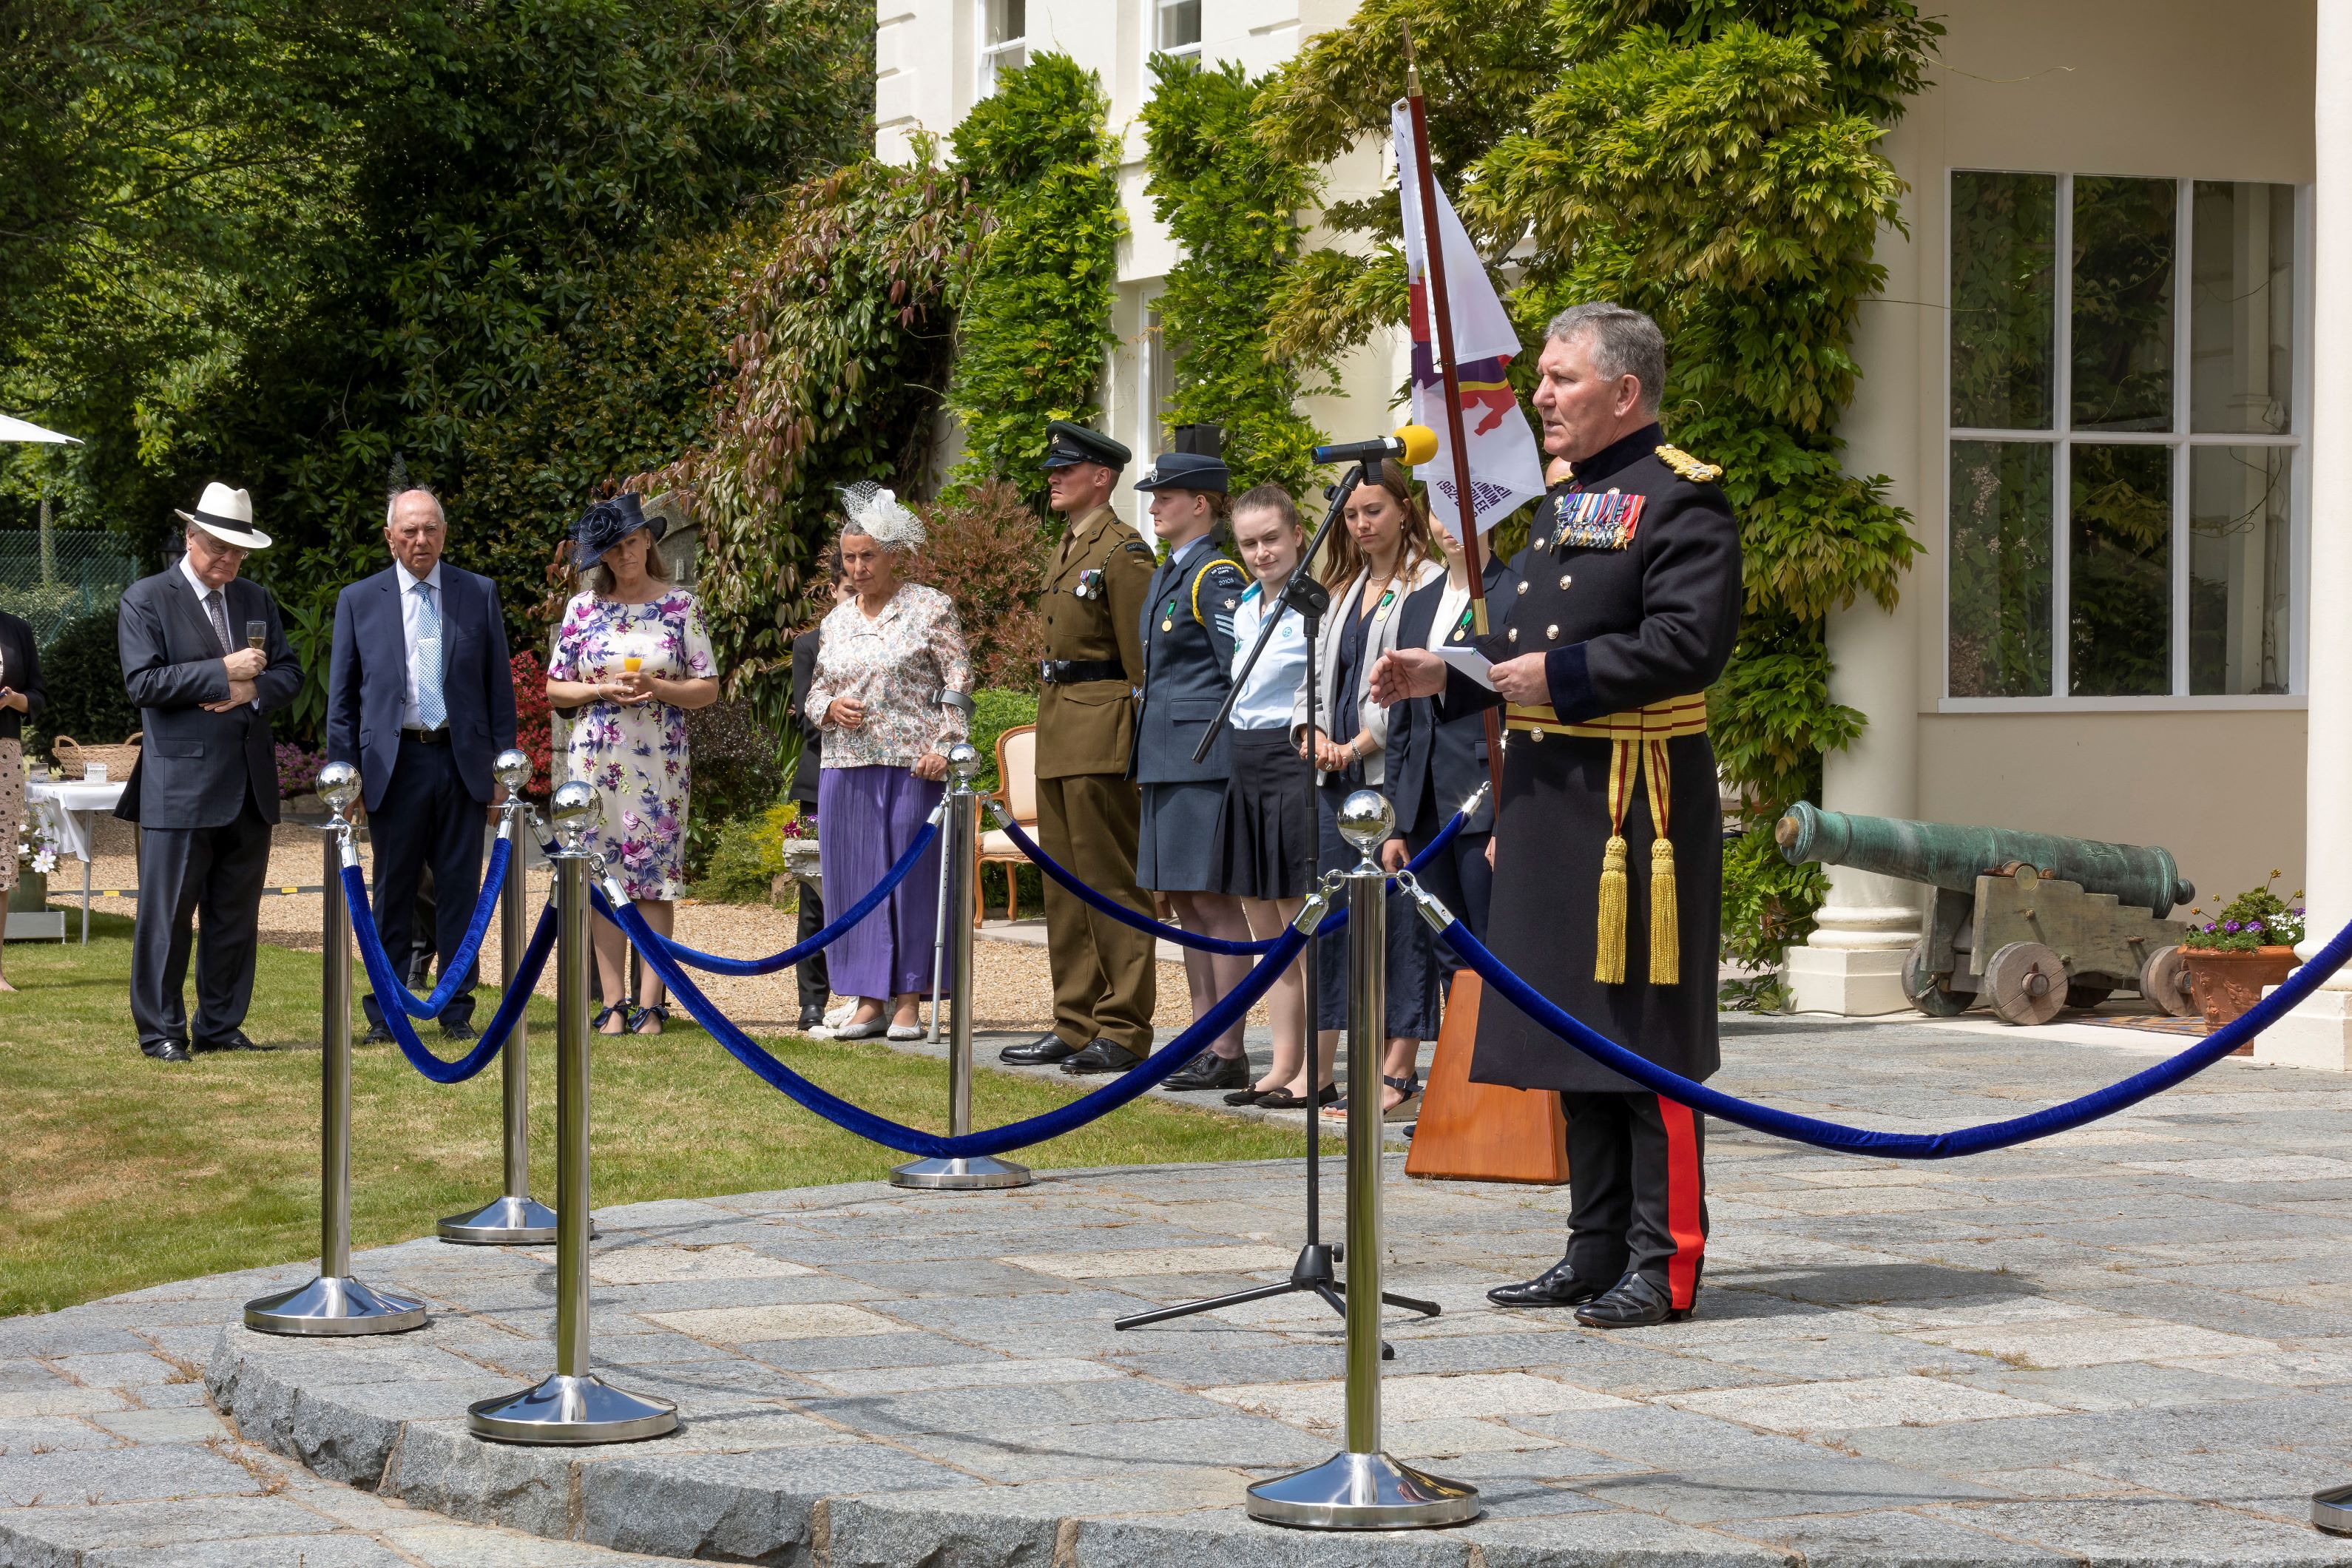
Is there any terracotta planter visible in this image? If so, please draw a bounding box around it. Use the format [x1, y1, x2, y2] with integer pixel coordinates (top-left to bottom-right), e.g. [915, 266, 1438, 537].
[2183, 945, 2298, 1047]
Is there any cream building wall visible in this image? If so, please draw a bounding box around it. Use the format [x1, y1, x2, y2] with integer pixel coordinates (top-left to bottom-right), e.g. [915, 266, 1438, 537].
[1799, 0, 2318, 1013]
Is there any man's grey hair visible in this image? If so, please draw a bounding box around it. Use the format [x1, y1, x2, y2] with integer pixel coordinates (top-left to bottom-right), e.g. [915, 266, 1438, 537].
[385, 487, 447, 528]
[1547, 303, 1666, 416]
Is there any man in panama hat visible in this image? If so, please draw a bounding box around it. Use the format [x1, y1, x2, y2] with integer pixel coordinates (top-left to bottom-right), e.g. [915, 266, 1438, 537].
[115, 482, 304, 1061]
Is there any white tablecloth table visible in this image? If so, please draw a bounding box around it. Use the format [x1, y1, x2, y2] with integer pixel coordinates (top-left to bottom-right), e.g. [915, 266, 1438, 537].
[26, 780, 129, 944]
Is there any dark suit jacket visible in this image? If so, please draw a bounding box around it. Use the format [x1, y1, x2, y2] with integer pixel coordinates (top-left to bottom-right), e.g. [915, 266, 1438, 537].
[112, 567, 303, 829]
[326, 564, 517, 813]
[1388, 555, 1517, 837]
[0, 612, 45, 742]
[786, 628, 822, 805]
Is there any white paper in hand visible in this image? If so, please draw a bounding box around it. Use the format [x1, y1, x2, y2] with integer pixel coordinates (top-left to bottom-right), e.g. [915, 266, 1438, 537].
[1433, 643, 1496, 691]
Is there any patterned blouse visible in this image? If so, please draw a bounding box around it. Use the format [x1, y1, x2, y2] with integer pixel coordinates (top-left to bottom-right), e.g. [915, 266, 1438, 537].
[805, 583, 972, 769]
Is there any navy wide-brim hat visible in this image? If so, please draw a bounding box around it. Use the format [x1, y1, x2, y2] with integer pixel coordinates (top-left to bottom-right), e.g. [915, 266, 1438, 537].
[572, 492, 666, 572]
[1134, 450, 1229, 495]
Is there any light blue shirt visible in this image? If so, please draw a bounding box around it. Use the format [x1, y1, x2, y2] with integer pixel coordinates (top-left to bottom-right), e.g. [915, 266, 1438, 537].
[1227, 577, 1309, 731]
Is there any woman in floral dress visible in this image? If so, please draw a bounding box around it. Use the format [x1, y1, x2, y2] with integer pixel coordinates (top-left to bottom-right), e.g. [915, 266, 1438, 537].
[547, 494, 719, 1033]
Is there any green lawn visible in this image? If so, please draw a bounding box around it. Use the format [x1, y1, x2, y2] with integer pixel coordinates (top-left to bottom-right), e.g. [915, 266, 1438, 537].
[1, 910, 1316, 1317]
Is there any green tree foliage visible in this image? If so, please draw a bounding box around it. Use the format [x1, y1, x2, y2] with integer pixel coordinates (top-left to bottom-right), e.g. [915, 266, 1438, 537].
[33, 607, 141, 754]
[1139, 56, 1326, 497]
[635, 149, 977, 731]
[1260, 1, 1937, 992]
[943, 54, 1123, 500]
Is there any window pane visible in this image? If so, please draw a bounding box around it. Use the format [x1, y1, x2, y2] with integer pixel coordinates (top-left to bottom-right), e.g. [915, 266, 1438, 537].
[2071, 176, 2177, 431]
[987, 0, 1024, 45]
[1949, 440, 2053, 697]
[2068, 442, 2172, 695]
[1158, 0, 1202, 50]
[1950, 172, 2056, 430]
[2191, 181, 2294, 435]
[2189, 447, 2293, 693]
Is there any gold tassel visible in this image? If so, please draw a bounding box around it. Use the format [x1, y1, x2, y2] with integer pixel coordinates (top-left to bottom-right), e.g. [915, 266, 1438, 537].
[1649, 836, 1680, 985]
[1595, 834, 1629, 984]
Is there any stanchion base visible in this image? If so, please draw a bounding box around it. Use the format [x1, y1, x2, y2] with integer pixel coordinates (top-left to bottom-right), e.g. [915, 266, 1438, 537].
[888, 1155, 1033, 1190]
[2314, 1484, 2352, 1534]
[467, 1373, 678, 1445]
[243, 1276, 429, 1336]
[436, 1194, 575, 1246]
[1246, 1450, 1480, 1530]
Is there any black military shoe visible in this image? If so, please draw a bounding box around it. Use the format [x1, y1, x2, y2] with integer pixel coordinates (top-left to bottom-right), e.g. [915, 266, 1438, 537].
[1060, 1038, 1143, 1075]
[194, 1030, 259, 1053]
[1486, 1259, 1610, 1310]
[359, 1021, 394, 1046]
[142, 1040, 192, 1063]
[797, 1004, 828, 1031]
[1162, 1052, 1248, 1092]
[999, 1032, 1081, 1066]
[1574, 1271, 1689, 1328]
[441, 1019, 479, 1043]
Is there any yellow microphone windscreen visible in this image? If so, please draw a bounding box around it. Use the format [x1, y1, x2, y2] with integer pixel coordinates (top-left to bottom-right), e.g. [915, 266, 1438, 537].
[1393, 425, 1439, 466]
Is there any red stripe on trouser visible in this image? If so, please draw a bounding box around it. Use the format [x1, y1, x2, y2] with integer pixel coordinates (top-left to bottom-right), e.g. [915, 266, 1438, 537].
[1657, 1095, 1704, 1309]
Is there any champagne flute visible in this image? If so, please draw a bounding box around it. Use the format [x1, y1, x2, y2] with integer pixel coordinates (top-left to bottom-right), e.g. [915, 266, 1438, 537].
[246, 620, 268, 652]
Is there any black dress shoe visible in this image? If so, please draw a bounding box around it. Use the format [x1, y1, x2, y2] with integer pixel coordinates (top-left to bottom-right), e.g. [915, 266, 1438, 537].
[1487, 1259, 1610, 1309]
[192, 1030, 258, 1053]
[1060, 1038, 1143, 1075]
[359, 1021, 393, 1046]
[142, 1041, 192, 1063]
[441, 1019, 479, 1043]
[999, 1032, 1081, 1066]
[798, 1004, 828, 1030]
[1162, 1052, 1248, 1092]
[1574, 1271, 1689, 1328]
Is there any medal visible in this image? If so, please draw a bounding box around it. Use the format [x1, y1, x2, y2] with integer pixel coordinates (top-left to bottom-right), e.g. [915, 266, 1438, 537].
[1161, 618, 1175, 632]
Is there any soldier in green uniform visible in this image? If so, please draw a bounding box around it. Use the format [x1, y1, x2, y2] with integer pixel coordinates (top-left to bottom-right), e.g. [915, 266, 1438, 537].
[998, 422, 1161, 1068]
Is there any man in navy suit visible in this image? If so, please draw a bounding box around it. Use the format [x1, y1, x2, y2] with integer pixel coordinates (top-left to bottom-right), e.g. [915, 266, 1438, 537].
[327, 488, 517, 1040]
[116, 482, 305, 1061]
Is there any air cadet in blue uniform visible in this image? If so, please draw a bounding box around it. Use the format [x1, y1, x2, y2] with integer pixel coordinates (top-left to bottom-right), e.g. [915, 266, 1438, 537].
[1092, 450, 1257, 1087]
[1376, 303, 1742, 1329]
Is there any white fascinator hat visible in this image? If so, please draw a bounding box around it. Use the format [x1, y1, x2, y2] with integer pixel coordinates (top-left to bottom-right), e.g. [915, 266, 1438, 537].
[837, 481, 926, 552]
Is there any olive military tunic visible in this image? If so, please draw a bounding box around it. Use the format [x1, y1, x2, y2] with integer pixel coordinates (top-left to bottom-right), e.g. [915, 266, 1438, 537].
[1033, 504, 1160, 1055]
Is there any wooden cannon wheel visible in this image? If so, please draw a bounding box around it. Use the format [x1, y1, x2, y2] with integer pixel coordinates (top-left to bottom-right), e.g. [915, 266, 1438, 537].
[1985, 940, 2067, 1027]
[1902, 940, 1971, 1016]
[2137, 943, 2195, 1018]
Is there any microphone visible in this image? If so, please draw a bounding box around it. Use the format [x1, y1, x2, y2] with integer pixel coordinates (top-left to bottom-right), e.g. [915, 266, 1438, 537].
[1313, 425, 1439, 467]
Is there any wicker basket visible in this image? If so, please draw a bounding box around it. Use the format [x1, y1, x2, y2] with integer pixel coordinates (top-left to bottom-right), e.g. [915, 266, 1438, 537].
[51, 734, 141, 783]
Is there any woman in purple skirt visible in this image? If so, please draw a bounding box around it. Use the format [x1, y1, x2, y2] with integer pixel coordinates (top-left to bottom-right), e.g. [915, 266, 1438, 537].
[802, 484, 971, 1040]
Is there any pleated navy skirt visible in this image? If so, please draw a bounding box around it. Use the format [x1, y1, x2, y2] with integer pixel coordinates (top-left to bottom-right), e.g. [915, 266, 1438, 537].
[1212, 727, 1317, 900]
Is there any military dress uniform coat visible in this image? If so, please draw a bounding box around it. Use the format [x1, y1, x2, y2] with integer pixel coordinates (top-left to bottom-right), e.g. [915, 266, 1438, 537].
[1032, 504, 1160, 1054]
[1130, 534, 1246, 892]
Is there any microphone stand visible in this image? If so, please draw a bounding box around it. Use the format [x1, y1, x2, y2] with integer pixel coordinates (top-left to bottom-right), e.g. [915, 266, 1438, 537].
[1116, 463, 1440, 1348]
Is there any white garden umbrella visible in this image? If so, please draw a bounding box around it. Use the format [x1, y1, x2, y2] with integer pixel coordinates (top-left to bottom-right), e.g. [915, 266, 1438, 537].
[0, 415, 80, 445]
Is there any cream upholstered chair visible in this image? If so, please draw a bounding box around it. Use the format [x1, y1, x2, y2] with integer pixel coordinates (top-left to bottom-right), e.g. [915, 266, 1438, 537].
[976, 724, 1038, 926]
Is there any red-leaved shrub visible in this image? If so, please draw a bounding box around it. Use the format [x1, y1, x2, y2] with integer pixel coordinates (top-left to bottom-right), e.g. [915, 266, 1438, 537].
[511, 649, 553, 800]
[913, 481, 1047, 692]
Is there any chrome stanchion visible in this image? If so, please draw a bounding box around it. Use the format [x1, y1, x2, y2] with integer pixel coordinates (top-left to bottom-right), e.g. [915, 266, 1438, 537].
[246, 763, 429, 1336]
[891, 743, 1030, 1191]
[1246, 791, 1479, 1530]
[441, 750, 561, 1245]
[468, 782, 677, 1444]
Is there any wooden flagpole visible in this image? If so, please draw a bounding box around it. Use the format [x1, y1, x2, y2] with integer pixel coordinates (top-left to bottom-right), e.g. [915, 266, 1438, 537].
[1401, 22, 1507, 808]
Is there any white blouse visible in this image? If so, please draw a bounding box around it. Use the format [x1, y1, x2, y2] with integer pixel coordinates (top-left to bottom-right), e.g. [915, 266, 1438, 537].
[1226, 578, 1309, 731]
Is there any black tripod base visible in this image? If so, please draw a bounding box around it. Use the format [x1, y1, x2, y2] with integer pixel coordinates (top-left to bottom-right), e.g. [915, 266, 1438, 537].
[1112, 1243, 1439, 1358]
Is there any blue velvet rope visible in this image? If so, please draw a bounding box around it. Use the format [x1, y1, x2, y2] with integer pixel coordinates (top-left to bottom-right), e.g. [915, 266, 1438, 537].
[1444, 912, 2352, 1159]
[592, 822, 942, 976]
[989, 806, 1469, 953]
[341, 862, 556, 1084]
[356, 834, 514, 1018]
[604, 891, 1311, 1158]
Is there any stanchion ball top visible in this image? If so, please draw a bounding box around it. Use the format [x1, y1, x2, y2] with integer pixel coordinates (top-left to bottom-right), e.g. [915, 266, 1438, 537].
[317, 761, 361, 819]
[494, 748, 533, 794]
[946, 742, 981, 782]
[1337, 789, 1394, 853]
[550, 780, 603, 851]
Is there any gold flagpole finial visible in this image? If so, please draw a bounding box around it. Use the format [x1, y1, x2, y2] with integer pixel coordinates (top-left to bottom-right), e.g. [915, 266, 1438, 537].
[1399, 18, 1422, 95]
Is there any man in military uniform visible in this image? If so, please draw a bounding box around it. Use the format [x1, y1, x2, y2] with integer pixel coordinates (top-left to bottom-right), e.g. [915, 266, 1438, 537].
[1375, 303, 1741, 1328]
[998, 422, 1160, 1069]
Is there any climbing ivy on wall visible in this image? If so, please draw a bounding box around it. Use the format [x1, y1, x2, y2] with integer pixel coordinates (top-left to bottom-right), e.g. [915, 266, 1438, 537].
[943, 53, 1124, 502]
[1139, 55, 1325, 497]
[1260, 0, 1938, 1000]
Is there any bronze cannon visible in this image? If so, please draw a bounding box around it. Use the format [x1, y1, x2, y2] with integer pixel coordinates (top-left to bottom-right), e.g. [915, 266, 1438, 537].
[1774, 802, 2198, 1026]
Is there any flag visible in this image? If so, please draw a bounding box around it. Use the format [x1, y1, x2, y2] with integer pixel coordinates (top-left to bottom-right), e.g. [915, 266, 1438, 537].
[1392, 101, 1547, 539]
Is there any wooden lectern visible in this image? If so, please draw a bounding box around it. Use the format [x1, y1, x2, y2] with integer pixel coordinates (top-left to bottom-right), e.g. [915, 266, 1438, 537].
[1405, 972, 1568, 1184]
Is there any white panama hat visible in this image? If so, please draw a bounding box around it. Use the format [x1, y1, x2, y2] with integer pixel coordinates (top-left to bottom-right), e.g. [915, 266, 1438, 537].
[174, 481, 272, 550]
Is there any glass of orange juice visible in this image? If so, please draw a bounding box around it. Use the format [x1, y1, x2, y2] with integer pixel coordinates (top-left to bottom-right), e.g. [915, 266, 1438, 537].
[623, 654, 643, 674]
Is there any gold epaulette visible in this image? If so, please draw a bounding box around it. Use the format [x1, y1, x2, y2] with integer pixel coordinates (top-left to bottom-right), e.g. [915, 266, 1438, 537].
[1655, 444, 1722, 483]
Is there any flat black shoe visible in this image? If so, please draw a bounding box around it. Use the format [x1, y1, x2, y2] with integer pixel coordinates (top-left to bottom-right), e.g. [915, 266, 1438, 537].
[143, 1041, 192, 1063]
[193, 1030, 257, 1053]
[441, 1019, 479, 1043]
[359, 1022, 393, 1046]
[999, 1032, 1081, 1066]
[1060, 1038, 1143, 1075]
[1575, 1271, 1689, 1328]
[1253, 1084, 1339, 1112]
[1487, 1259, 1609, 1309]
[1223, 1086, 1270, 1106]
[1162, 1052, 1248, 1092]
